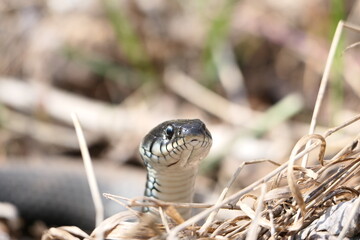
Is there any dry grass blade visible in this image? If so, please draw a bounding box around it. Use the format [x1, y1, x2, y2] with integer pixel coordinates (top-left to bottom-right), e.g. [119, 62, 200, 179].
[293, 166, 318, 179]
[42, 227, 88, 240]
[90, 212, 139, 239]
[159, 207, 170, 233]
[343, 41, 360, 53]
[225, 222, 251, 239]
[323, 113, 360, 138]
[302, 20, 344, 168]
[90, 212, 162, 240]
[327, 136, 359, 164]
[71, 113, 104, 228]
[287, 134, 326, 217]
[58, 226, 90, 239]
[246, 184, 267, 240]
[165, 206, 185, 225]
[238, 199, 272, 230]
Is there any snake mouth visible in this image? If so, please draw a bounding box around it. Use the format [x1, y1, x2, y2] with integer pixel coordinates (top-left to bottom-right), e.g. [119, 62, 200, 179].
[164, 140, 210, 168]
[140, 119, 212, 170]
[168, 138, 211, 168]
[166, 159, 180, 167]
[141, 138, 211, 170]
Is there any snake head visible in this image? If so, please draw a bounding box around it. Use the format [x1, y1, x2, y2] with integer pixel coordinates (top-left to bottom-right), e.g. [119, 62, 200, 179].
[140, 119, 212, 171]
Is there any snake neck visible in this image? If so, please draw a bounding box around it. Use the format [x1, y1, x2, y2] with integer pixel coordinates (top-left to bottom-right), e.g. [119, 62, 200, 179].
[144, 166, 198, 218]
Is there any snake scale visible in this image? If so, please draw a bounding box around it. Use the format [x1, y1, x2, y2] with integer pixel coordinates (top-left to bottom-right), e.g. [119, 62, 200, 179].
[0, 119, 212, 229]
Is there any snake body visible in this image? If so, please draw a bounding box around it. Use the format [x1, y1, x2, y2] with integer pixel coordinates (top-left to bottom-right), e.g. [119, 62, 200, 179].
[139, 119, 212, 218]
[0, 160, 144, 230]
[0, 119, 211, 229]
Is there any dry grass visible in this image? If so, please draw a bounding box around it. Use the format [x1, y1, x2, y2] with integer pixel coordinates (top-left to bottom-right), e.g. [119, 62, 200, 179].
[89, 115, 359, 240]
[45, 114, 360, 239]
[97, 115, 360, 239]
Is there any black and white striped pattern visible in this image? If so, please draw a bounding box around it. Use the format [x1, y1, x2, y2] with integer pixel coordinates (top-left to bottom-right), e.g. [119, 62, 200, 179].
[139, 119, 212, 218]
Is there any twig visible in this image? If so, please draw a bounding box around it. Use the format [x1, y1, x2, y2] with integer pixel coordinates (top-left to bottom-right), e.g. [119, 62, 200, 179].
[323, 113, 360, 138]
[71, 113, 104, 227]
[103, 193, 141, 217]
[302, 20, 344, 167]
[343, 41, 360, 53]
[103, 193, 242, 210]
[343, 21, 360, 32]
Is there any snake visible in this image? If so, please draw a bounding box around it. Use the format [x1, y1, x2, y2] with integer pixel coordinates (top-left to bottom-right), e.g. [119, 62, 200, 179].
[0, 119, 211, 230]
[140, 119, 212, 218]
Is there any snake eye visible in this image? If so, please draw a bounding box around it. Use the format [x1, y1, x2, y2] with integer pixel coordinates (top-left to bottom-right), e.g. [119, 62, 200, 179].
[165, 125, 174, 139]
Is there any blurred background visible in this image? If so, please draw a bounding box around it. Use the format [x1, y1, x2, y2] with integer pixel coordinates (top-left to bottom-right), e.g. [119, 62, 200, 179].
[0, 0, 360, 238]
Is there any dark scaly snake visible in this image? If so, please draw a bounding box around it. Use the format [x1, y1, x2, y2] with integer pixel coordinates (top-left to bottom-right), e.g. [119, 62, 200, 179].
[0, 119, 212, 230]
[139, 119, 212, 218]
